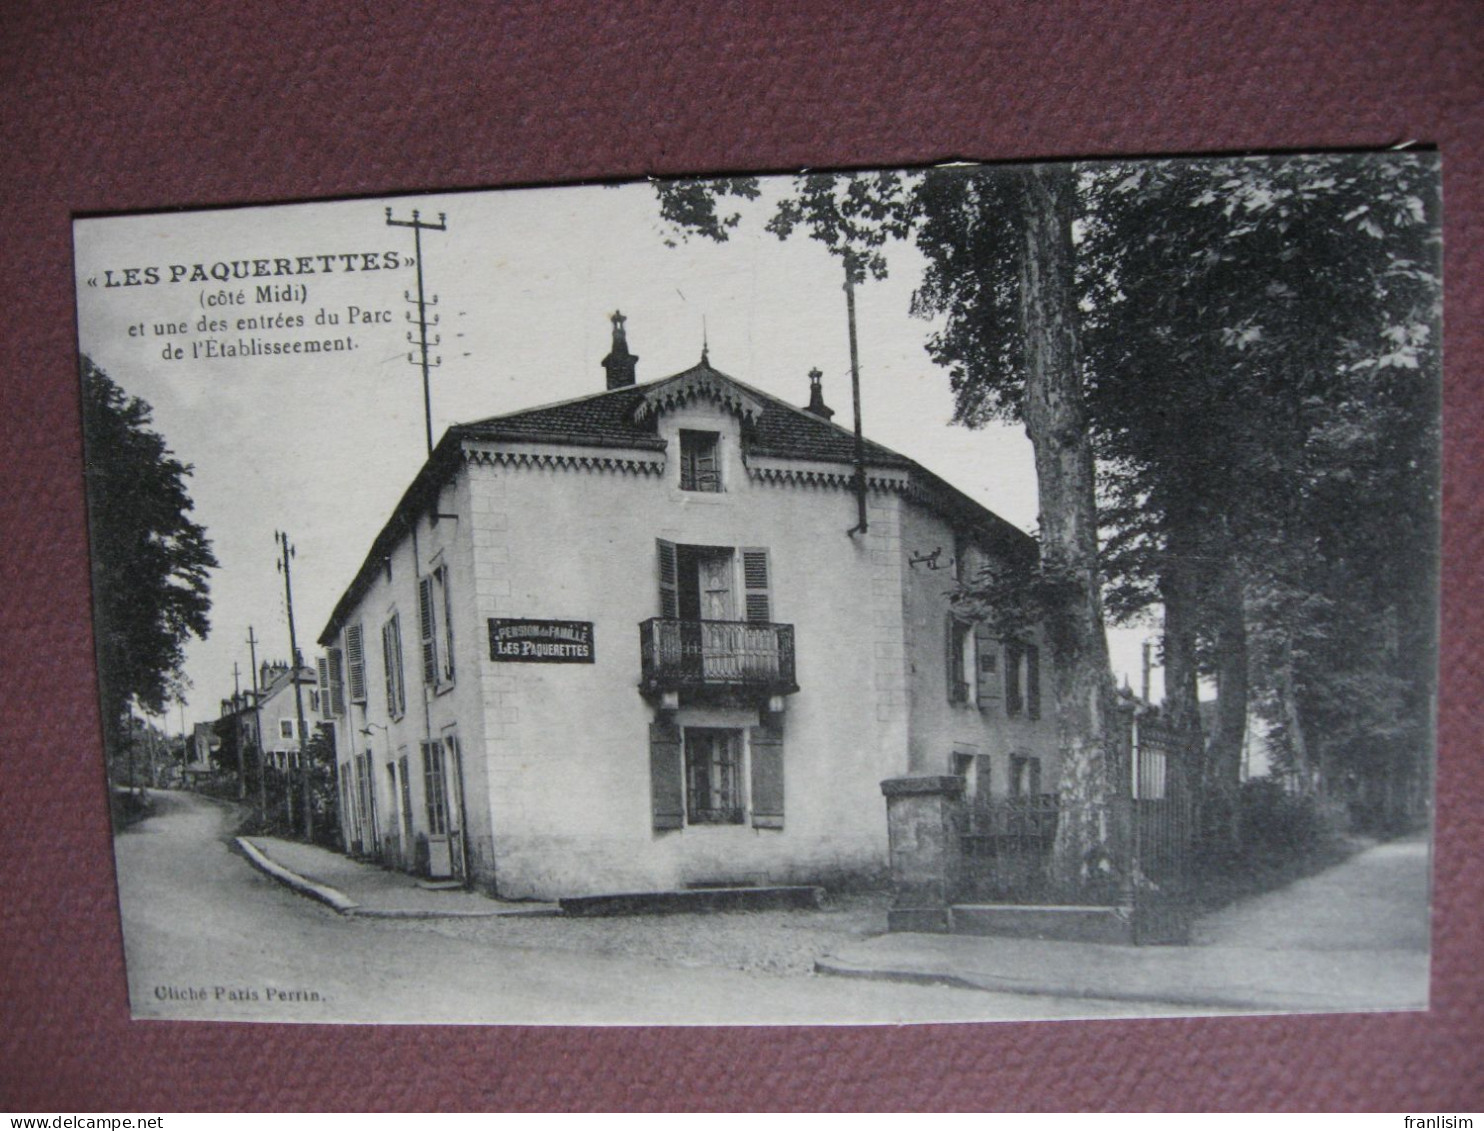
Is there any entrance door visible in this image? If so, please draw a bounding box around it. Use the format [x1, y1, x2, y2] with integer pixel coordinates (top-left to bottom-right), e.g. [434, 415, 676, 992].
[421, 739, 454, 879]
[420, 733, 466, 881]
[442, 731, 466, 883]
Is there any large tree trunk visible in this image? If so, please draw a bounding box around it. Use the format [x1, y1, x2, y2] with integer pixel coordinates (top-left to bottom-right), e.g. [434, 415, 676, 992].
[1279, 631, 1313, 794]
[1203, 560, 1248, 855]
[1017, 165, 1122, 894]
[1159, 545, 1204, 792]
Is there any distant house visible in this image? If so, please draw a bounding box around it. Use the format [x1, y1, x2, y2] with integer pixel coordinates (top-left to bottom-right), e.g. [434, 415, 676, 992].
[317, 315, 1059, 899]
[185, 721, 218, 782]
[253, 660, 325, 773]
[212, 690, 257, 778]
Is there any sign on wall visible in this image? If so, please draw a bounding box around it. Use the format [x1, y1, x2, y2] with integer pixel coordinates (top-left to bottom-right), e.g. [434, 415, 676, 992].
[488, 618, 595, 664]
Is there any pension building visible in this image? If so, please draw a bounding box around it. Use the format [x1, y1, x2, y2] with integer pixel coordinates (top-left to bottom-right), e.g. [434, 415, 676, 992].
[317, 315, 1058, 899]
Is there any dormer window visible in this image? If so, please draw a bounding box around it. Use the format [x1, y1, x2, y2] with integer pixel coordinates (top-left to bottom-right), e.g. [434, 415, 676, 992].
[679, 430, 721, 492]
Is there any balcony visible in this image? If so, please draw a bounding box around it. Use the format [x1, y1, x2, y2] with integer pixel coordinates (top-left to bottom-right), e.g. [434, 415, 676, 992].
[639, 618, 798, 699]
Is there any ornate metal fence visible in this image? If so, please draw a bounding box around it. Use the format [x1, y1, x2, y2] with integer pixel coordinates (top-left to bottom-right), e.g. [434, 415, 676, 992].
[960, 795, 1061, 902]
[1129, 714, 1194, 943]
[951, 710, 1195, 941]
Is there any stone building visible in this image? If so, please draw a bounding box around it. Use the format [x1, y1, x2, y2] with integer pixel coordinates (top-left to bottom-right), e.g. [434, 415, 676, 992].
[317, 315, 1059, 899]
[254, 660, 324, 773]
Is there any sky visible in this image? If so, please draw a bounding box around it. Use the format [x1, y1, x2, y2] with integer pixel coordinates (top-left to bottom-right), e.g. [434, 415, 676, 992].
[73, 174, 1160, 732]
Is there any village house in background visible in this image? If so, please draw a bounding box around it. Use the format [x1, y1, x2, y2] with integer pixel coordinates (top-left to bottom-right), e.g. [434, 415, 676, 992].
[208, 659, 326, 803]
[252, 660, 325, 773]
[316, 314, 1060, 899]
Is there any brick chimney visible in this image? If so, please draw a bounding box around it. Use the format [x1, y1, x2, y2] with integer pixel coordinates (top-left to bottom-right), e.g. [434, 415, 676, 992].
[804, 367, 834, 420]
[601, 310, 638, 389]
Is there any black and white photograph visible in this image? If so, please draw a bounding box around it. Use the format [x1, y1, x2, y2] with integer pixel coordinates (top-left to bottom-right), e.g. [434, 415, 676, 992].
[74, 154, 1440, 1026]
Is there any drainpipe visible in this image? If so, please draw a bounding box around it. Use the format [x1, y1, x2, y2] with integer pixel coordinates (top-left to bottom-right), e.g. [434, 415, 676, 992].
[843, 259, 868, 537]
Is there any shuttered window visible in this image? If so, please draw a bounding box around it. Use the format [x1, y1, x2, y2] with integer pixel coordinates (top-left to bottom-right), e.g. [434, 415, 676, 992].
[947, 617, 970, 703]
[422, 739, 448, 835]
[1011, 754, 1042, 798]
[684, 728, 744, 824]
[382, 613, 405, 718]
[326, 647, 346, 717]
[1005, 641, 1024, 716]
[656, 538, 679, 618]
[974, 624, 1000, 710]
[345, 623, 367, 704]
[741, 548, 772, 623]
[679, 430, 721, 492]
[418, 576, 438, 685]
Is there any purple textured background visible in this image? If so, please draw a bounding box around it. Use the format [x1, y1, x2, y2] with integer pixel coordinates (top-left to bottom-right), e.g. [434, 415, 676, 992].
[2, 1, 1480, 1111]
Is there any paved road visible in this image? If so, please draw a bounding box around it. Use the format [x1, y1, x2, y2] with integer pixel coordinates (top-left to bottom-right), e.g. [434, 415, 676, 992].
[115, 790, 1184, 1025]
[1193, 835, 1431, 952]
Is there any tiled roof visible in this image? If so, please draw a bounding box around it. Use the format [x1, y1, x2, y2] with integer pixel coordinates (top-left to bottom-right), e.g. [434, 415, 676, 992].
[459, 384, 660, 450]
[456, 357, 913, 468]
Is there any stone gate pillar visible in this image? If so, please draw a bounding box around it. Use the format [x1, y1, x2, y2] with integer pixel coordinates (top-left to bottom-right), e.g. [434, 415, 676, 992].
[881, 774, 965, 933]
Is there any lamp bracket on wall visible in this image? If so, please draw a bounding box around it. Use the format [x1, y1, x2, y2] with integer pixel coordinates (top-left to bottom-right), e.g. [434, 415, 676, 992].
[908, 546, 953, 571]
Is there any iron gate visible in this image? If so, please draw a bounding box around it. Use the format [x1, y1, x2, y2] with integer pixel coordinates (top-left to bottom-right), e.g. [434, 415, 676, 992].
[954, 711, 1195, 943]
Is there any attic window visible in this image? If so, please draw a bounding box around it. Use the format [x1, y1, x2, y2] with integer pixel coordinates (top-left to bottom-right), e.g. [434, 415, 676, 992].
[679, 430, 721, 492]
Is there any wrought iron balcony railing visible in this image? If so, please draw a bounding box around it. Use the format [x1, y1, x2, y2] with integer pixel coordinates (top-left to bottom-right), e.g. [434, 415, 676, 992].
[639, 618, 798, 697]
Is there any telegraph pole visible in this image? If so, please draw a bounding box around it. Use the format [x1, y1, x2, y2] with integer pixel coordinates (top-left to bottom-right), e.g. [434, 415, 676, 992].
[232, 662, 246, 799]
[247, 626, 268, 823]
[276, 531, 314, 839]
[843, 254, 869, 537]
[386, 207, 447, 455]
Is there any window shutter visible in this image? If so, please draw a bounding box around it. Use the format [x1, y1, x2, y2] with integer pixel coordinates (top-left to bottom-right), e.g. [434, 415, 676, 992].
[946, 617, 967, 703]
[649, 720, 684, 831]
[346, 623, 367, 703]
[418, 576, 438, 684]
[438, 566, 455, 682]
[327, 646, 346, 716]
[656, 539, 679, 619]
[749, 718, 785, 829]
[383, 616, 405, 717]
[741, 548, 771, 623]
[974, 624, 999, 709]
[317, 656, 330, 701]
[1005, 641, 1024, 716]
[974, 754, 993, 812]
[1026, 644, 1041, 720]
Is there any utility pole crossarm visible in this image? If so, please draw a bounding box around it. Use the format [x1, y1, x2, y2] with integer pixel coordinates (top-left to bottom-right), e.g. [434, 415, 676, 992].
[386, 208, 448, 456]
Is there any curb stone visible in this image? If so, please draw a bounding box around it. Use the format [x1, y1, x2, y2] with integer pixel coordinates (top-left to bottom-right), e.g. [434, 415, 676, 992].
[235, 837, 561, 919]
[236, 837, 359, 914]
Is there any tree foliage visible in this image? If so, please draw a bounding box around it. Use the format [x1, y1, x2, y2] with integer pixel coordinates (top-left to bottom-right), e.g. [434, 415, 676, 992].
[1077, 154, 1440, 827]
[82, 357, 217, 749]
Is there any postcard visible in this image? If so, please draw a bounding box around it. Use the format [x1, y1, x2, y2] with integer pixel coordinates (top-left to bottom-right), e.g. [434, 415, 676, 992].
[74, 153, 1439, 1024]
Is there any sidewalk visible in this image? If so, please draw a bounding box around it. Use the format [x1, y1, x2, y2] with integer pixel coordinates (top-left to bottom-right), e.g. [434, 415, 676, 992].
[238, 835, 559, 919]
[816, 836, 1431, 1014]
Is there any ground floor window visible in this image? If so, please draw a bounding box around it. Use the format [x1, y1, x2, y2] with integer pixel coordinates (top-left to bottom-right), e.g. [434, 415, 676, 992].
[684, 727, 744, 825]
[422, 739, 449, 835]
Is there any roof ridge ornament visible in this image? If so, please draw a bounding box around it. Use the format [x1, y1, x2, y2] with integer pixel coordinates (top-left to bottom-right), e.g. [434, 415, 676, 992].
[632, 362, 766, 425]
[601, 310, 638, 390]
